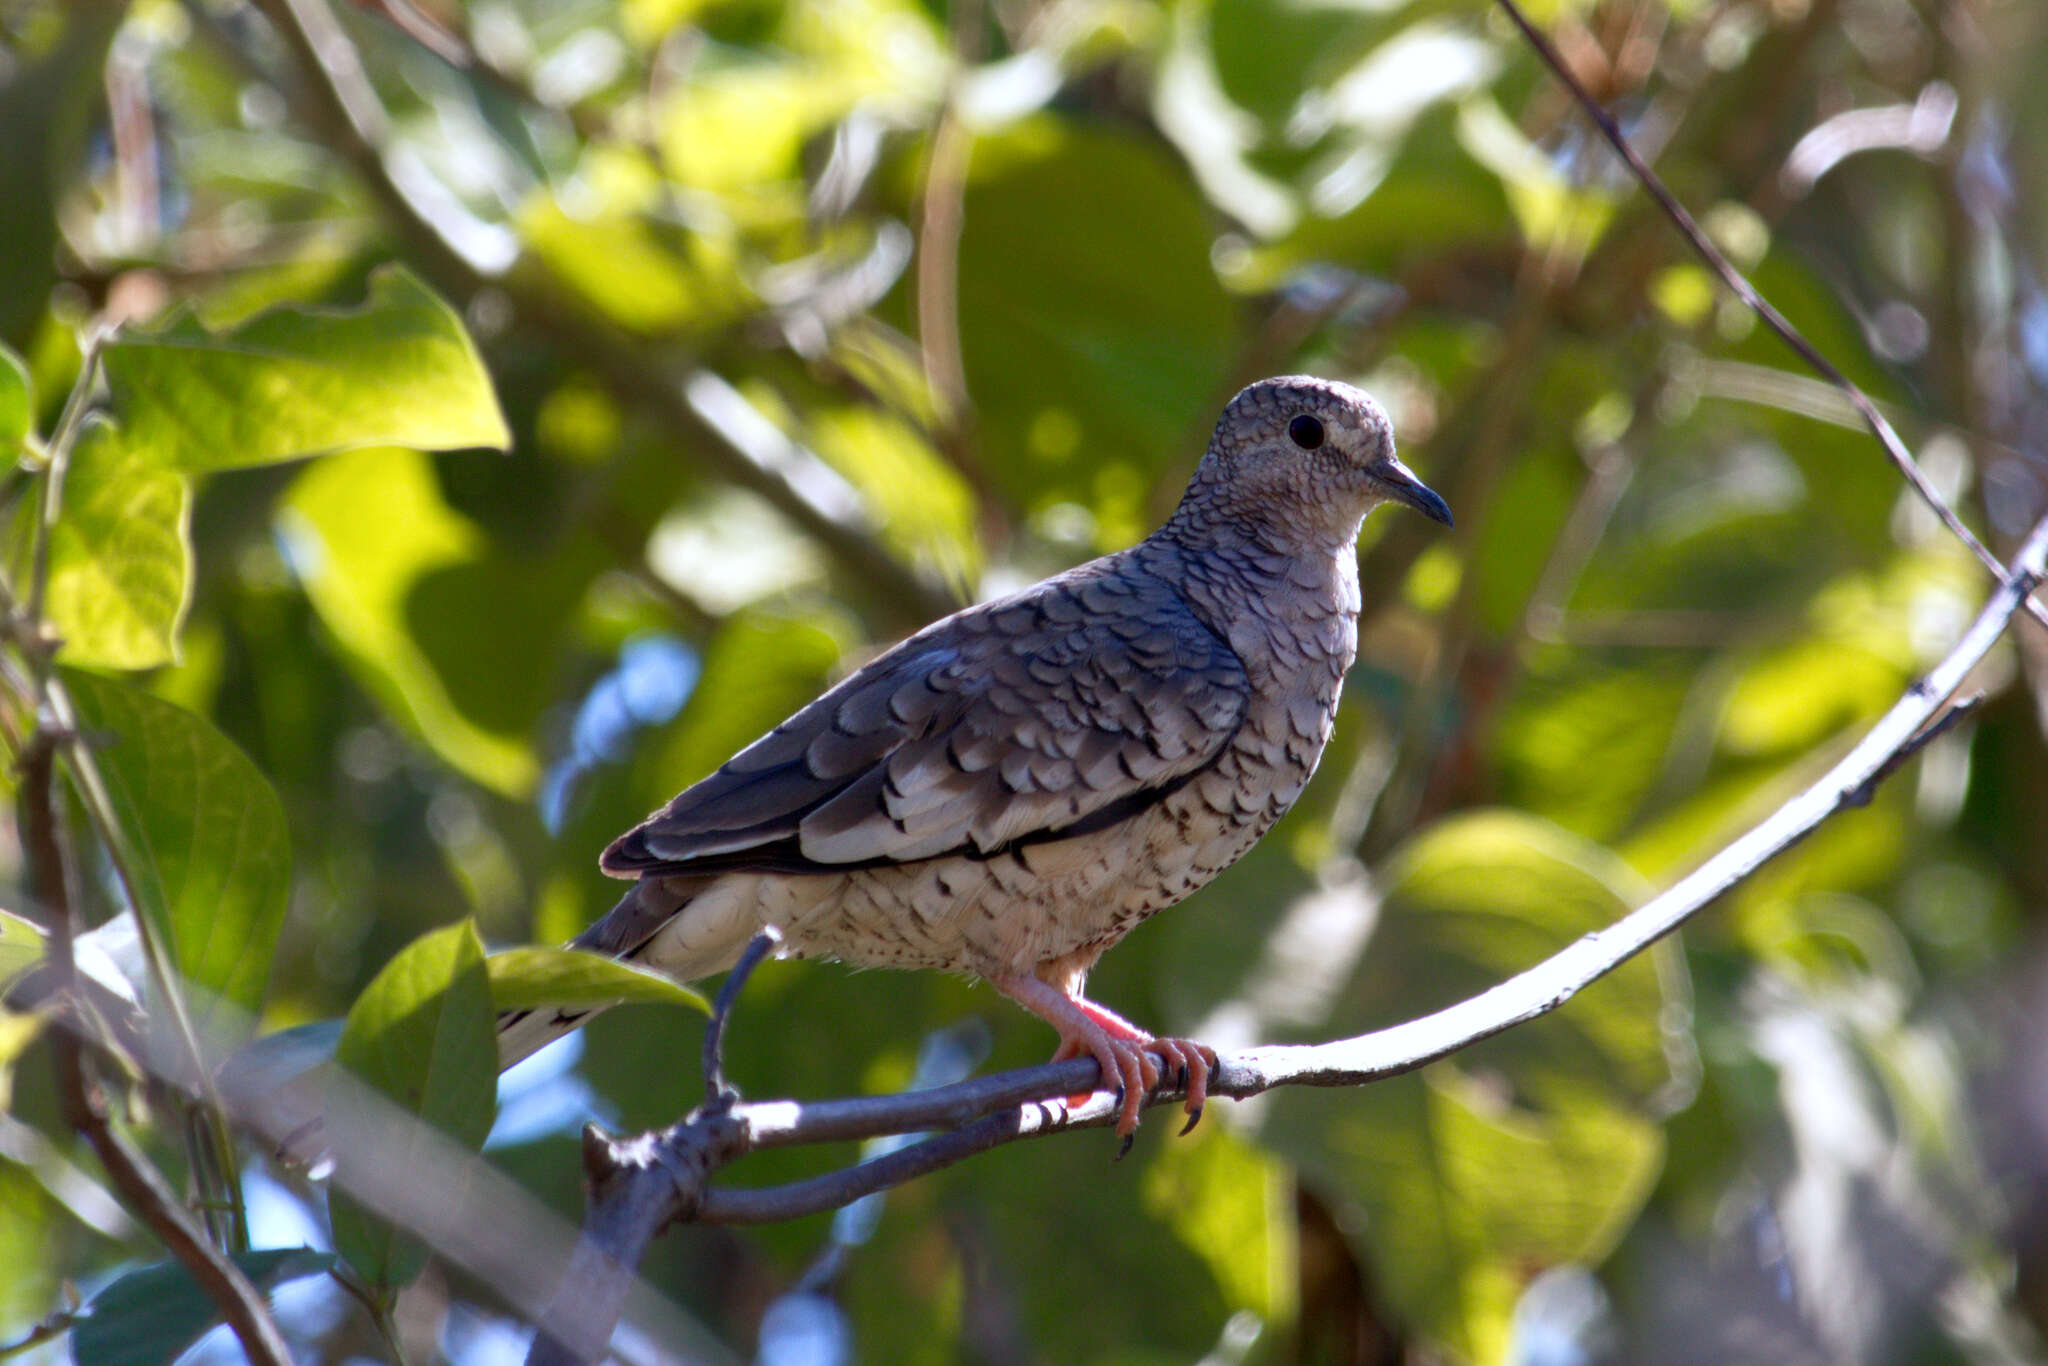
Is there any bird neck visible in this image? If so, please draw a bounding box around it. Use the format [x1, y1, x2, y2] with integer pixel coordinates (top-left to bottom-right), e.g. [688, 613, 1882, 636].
[1141, 529, 1363, 686]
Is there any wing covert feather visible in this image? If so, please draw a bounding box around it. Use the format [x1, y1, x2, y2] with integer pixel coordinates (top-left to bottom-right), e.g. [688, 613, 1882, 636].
[601, 561, 1248, 876]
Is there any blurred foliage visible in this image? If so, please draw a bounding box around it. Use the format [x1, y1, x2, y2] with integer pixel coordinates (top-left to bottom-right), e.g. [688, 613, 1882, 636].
[3, 0, 2048, 1362]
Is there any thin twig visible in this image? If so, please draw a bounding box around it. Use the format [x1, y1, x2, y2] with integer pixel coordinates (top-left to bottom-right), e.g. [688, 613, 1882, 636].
[701, 928, 781, 1112]
[1490, 0, 2048, 634]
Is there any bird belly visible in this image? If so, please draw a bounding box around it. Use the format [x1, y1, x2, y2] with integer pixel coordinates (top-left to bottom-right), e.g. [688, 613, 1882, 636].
[745, 710, 1328, 985]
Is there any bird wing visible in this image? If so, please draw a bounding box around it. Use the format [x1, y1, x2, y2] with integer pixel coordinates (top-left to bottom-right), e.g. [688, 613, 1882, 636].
[601, 559, 1250, 877]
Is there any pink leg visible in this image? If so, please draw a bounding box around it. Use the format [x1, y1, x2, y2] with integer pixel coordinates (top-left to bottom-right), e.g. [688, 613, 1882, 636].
[992, 975, 1217, 1141]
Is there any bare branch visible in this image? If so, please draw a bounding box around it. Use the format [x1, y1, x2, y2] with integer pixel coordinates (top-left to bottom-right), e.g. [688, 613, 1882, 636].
[701, 927, 781, 1112]
[1490, 0, 2048, 634]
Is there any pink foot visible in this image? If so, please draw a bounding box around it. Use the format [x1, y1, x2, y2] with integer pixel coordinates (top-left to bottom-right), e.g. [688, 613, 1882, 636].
[994, 975, 1218, 1141]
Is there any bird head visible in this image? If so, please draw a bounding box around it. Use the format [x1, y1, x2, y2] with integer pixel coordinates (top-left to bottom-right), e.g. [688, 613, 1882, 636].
[1170, 375, 1452, 551]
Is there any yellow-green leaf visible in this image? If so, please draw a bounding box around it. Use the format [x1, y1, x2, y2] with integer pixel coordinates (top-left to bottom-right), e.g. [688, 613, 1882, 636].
[0, 342, 29, 454]
[282, 446, 537, 795]
[485, 946, 711, 1014]
[40, 418, 190, 670]
[102, 265, 509, 472]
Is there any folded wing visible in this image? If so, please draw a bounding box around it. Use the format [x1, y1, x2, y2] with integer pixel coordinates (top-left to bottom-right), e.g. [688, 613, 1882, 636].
[602, 563, 1249, 878]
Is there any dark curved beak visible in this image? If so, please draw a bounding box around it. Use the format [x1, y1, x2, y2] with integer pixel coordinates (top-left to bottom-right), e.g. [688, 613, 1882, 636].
[1374, 455, 1453, 528]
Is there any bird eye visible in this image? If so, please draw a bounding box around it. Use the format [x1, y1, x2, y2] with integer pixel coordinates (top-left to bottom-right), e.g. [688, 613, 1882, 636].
[1287, 414, 1325, 450]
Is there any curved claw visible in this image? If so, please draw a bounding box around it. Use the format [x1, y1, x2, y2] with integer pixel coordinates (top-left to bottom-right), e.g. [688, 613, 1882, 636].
[1144, 1037, 1216, 1135]
[990, 974, 1217, 1143]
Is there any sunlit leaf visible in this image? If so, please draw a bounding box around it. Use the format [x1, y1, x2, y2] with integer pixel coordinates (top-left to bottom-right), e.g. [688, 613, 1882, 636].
[0, 909, 45, 994]
[1721, 638, 1900, 756]
[0, 341, 29, 453]
[1142, 1123, 1295, 1323]
[71, 1248, 336, 1366]
[329, 920, 496, 1293]
[102, 265, 509, 471]
[40, 418, 190, 671]
[64, 670, 291, 1027]
[283, 446, 538, 795]
[1457, 96, 1619, 260]
[485, 946, 711, 1014]
[1366, 810, 1671, 1104]
[521, 191, 750, 334]
[801, 401, 978, 589]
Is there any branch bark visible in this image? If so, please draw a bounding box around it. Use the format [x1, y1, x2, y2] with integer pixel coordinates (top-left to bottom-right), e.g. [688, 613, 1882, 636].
[523, 510, 2048, 1362]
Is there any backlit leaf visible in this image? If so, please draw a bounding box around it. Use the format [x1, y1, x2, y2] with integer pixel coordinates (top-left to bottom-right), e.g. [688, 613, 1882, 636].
[40, 418, 189, 670]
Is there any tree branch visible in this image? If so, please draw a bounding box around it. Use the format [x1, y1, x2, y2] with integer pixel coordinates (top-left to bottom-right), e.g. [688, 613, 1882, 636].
[1489, 0, 2048, 635]
[519, 510, 2047, 1360]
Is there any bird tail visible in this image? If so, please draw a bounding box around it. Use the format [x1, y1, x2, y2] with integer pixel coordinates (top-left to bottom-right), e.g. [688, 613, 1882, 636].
[494, 875, 750, 1071]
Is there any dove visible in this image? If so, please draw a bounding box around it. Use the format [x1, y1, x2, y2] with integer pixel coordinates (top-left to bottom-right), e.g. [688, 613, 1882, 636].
[499, 375, 1452, 1139]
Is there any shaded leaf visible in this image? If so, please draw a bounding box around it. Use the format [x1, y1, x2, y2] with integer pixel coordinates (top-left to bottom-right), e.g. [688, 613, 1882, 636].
[1278, 1070, 1662, 1364]
[1260, 811, 1675, 1360]
[329, 920, 496, 1293]
[72, 1248, 335, 1366]
[40, 418, 190, 670]
[64, 670, 291, 1027]
[102, 265, 509, 472]
[283, 446, 538, 795]
[485, 946, 711, 1014]
[956, 120, 1235, 541]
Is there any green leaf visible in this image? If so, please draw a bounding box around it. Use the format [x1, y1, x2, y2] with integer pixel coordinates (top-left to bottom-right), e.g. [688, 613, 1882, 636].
[283, 446, 538, 795]
[101, 264, 510, 472]
[956, 120, 1236, 542]
[72, 1248, 336, 1366]
[39, 418, 191, 670]
[1366, 810, 1671, 1104]
[0, 909, 45, 994]
[1260, 811, 1675, 1359]
[1141, 1123, 1295, 1323]
[329, 920, 496, 1293]
[63, 670, 291, 1027]
[0, 341, 29, 453]
[1720, 637, 1901, 756]
[485, 946, 712, 1014]
[1282, 1070, 1662, 1364]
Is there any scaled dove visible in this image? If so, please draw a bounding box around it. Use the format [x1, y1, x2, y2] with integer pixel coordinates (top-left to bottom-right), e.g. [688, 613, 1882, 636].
[499, 375, 1453, 1137]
